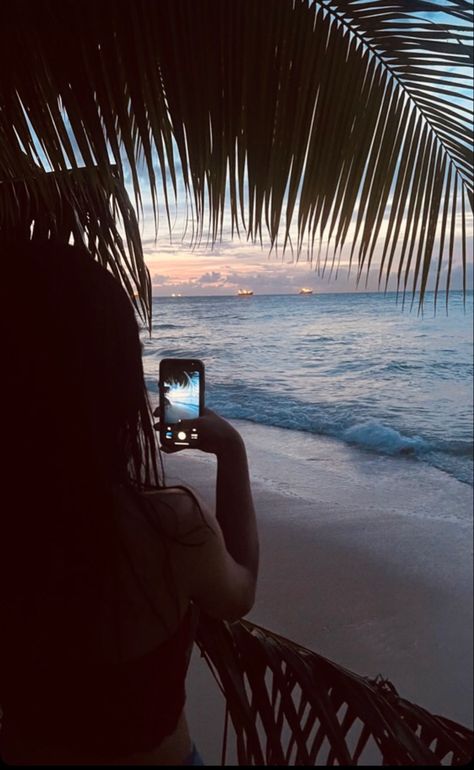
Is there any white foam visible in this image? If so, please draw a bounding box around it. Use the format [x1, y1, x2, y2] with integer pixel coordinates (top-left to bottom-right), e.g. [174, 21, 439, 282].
[229, 419, 472, 525]
[343, 419, 427, 456]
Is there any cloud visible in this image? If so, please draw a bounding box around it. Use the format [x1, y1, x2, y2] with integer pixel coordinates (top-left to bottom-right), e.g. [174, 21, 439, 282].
[150, 272, 172, 286]
[197, 271, 224, 284]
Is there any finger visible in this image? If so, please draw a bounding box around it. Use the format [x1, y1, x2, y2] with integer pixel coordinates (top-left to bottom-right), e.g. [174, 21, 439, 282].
[152, 406, 160, 418]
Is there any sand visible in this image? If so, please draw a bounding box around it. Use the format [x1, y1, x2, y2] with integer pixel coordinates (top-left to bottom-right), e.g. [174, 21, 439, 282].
[161, 419, 473, 764]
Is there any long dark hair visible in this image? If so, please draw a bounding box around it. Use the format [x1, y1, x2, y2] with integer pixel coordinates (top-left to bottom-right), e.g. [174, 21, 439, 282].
[1, 240, 162, 663]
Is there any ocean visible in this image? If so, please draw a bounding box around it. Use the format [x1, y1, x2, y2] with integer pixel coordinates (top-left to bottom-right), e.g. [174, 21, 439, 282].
[142, 291, 473, 487]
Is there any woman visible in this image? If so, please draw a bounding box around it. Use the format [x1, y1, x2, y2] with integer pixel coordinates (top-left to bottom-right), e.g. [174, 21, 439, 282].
[0, 240, 258, 765]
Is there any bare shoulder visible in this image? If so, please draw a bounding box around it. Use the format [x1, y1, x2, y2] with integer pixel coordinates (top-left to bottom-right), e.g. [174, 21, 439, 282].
[141, 486, 217, 544]
[138, 486, 254, 620]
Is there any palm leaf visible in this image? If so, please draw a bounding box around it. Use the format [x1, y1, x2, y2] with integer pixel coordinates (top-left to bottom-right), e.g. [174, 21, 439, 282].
[0, 0, 472, 311]
[0, 166, 151, 326]
[196, 615, 473, 765]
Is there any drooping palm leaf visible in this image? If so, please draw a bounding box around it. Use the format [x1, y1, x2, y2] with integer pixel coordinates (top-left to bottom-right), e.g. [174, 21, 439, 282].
[0, 166, 151, 325]
[196, 615, 473, 765]
[0, 0, 472, 315]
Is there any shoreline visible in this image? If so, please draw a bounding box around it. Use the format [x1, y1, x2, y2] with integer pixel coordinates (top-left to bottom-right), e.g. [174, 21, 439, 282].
[163, 418, 473, 523]
[162, 419, 473, 763]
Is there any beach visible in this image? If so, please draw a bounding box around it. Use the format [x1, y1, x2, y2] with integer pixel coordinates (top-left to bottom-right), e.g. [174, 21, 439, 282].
[162, 419, 473, 764]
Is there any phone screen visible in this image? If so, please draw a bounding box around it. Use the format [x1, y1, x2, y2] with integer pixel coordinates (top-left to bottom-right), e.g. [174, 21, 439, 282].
[163, 368, 200, 423]
[159, 359, 204, 447]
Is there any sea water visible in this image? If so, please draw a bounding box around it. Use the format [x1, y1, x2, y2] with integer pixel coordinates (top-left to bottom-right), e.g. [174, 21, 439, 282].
[141, 291, 473, 487]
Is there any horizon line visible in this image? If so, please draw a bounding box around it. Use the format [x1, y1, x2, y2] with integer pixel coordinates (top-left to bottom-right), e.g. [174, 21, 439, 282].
[151, 288, 472, 298]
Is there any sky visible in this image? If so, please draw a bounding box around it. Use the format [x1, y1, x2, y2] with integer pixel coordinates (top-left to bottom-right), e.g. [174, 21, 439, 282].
[135, 187, 473, 297]
[142, 226, 473, 297]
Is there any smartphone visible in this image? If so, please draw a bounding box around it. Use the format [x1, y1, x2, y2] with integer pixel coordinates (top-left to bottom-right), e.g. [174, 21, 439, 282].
[159, 358, 205, 448]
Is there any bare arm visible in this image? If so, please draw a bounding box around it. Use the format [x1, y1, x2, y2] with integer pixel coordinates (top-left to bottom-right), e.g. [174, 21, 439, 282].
[161, 409, 259, 620]
[215, 430, 259, 585]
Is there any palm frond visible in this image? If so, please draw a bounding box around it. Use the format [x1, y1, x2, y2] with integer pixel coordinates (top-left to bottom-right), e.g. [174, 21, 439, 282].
[196, 615, 473, 765]
[0, 0, 472, 309]
[0, 166, 151, 326]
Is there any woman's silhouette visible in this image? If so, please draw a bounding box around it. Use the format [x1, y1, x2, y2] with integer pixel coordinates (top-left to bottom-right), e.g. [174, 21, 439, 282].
[0, 240, 258, 765]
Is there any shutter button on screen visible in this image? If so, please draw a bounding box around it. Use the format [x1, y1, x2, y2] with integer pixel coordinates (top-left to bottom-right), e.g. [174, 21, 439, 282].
[177, 430, 187, 441]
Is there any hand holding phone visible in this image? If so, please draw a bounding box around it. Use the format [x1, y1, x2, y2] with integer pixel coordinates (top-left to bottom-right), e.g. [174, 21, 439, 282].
[167, 407, 244, 456]
[158, 358, 205, 449]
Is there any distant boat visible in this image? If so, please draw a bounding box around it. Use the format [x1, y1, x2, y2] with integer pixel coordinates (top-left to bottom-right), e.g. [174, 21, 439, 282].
[237, 289, 254, 296]
[171, 292, 182, 297]
[298, 287, 313, 295]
